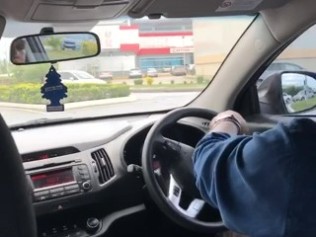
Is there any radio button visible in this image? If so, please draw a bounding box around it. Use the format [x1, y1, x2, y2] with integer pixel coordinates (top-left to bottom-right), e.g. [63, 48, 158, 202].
[75, 174, 82, 182]
[35, 190, 49, 196]
[79, 171, 85, 176]
[79, 170, 89, 175]
[65, 184, 79, 190]
[50, 187, 64, 193]
[51, 192, 64, 198]
[51, 193, 62, 198]
[35, 196, 47, 201]
[65, 189, 80, 195]
[80, 164, 87, 169]
[34, 192, 50, 201]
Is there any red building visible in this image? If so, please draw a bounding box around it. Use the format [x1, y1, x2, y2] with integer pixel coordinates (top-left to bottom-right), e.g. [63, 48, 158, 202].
[96, 19, 194, 71]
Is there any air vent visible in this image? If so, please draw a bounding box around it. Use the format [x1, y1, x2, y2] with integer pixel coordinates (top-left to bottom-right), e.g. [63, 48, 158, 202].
[91, 149, 114, 184]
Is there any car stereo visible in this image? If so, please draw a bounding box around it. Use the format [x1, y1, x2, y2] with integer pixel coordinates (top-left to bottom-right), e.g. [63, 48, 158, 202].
[29, 164, 92, 202]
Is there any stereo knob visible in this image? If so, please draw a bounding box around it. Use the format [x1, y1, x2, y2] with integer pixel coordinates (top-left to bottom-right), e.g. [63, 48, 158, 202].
[82, 181, 91, 191]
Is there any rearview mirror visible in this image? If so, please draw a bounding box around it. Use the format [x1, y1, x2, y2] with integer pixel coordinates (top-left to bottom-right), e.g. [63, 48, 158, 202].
[10, 32, 100, 65]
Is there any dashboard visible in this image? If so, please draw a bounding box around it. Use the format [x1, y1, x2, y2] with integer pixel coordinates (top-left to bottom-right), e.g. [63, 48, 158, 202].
[12, 114, 209, 237]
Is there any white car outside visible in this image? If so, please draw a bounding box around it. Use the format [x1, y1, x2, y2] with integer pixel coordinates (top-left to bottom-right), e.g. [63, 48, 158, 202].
[146, 68, 158, 77]
[58, 70, 106, 84]
[129, 69, 143, 79]
[293, 90, 314, 101]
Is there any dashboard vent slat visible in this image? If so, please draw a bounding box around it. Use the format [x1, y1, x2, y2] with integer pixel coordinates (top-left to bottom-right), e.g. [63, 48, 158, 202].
[91, 149, 114, 184]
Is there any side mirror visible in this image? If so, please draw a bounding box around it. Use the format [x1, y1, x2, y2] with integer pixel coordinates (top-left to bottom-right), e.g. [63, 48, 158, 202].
[258, 71, 316, 114]
[281, 72, 316, 113]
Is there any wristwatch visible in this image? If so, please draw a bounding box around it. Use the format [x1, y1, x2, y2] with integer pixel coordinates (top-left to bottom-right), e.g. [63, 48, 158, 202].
[211, 114, 242, 134]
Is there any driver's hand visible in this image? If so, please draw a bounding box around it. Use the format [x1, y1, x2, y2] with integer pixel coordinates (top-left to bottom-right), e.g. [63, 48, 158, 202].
[210, 110, 249, 134]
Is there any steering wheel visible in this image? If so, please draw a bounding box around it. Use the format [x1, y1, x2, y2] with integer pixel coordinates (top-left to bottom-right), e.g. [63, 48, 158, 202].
[142, 108, 225, 233]
[0, 115, 36, 237]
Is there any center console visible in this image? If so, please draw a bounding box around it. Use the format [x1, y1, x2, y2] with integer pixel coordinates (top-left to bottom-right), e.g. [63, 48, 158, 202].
[21, 147, 116, 236]
[30, 164, 92, 202]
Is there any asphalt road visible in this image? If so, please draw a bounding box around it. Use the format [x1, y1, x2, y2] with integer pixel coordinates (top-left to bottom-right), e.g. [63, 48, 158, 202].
[0, 92, 199, 127]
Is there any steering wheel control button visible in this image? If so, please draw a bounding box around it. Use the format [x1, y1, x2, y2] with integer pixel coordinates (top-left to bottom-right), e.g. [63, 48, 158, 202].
[173, 186, 181, 197]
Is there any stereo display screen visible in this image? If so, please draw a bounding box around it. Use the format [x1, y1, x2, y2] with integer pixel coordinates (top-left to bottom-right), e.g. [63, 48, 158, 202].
[31, 168, 74, 189]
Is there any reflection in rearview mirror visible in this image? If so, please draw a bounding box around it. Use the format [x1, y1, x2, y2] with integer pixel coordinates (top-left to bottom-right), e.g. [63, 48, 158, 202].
[281, 73, 316, 113]
[10, 32, 100, 65]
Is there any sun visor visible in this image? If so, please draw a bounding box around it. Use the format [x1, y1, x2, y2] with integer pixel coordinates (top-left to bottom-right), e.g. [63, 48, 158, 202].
[28, 0, 134, 22]
[129, 0, 291, 18]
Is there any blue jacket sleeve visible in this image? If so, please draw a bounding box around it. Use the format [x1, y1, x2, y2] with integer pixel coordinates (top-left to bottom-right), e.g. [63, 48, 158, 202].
[193, 124, 294, 237]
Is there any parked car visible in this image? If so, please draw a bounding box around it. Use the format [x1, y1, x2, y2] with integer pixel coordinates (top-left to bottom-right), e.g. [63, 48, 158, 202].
[58, 70, 105, 84]
[146, 68, 158, 77]
[98, 71, 113, 80]
[128, 68, 143, 79]
[257, 62, 305, 87]
[61, 34, 94, 51]
[293, 89, 314, 101]
[61, 37, 82, 50]
[171, 65, 187, 76]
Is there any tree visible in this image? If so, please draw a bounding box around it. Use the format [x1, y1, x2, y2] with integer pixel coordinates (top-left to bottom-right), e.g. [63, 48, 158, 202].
[283, 86, 303, 96]
[81, 41, 98, 56]
[45, 36, 62, 51]
[0, 59, 8, 74]
[10, 64, 50, 83]
[41, 65, 67, 109]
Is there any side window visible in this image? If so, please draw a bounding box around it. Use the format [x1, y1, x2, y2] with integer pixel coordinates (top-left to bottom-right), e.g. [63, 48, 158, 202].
[257, 25, 316, 114]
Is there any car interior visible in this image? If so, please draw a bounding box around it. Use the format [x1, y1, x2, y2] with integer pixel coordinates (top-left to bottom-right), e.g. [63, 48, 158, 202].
[1, 0, 316, 236]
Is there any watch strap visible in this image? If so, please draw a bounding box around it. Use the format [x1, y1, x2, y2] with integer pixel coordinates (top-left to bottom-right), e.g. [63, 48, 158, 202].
[211, 114, 241, 134]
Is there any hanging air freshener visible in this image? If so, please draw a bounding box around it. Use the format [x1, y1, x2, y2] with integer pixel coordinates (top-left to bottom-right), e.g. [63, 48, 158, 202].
[41, 65, 68, 112]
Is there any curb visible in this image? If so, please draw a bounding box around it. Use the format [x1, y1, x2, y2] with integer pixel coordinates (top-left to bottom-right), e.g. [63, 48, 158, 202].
[130, 88, 202, 93]
[0, 95, 137, 112]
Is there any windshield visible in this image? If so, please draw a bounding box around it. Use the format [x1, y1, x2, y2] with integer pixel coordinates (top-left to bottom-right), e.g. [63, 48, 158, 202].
[0, 16, 254, 127]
